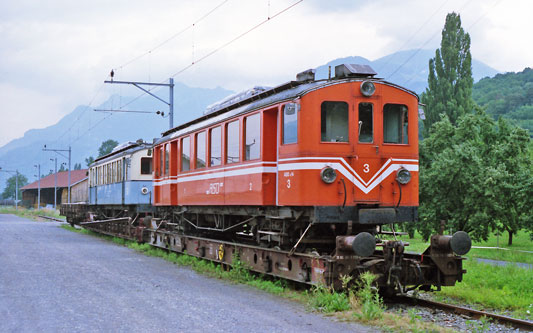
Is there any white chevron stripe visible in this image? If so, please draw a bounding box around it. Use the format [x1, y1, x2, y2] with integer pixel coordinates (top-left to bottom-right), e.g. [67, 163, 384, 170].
[153, 157, 418, 194]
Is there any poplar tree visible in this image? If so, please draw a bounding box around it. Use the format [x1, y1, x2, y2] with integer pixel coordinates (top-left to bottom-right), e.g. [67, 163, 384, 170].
[421, 12, 474, 137]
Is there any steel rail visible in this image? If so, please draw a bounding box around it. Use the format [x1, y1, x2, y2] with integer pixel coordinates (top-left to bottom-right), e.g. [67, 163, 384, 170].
[389, 295, 533, 331]
[38, 215, 66, 222]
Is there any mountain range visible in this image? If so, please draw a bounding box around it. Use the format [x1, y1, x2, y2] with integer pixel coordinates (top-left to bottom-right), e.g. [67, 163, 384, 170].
[0, 49, 499, 193]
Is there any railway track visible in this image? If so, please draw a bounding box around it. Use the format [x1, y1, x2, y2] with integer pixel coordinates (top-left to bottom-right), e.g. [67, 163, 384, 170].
[389, 295, 533, 331]
[38, 215, 66, 223]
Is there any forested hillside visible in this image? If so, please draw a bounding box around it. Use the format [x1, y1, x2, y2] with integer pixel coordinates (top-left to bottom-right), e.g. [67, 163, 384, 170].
[473, 68, 533, 135]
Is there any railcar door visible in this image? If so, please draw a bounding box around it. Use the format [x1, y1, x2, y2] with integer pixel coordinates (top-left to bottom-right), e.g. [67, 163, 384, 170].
[351, 99, 382, 203]
[262, 108, 278, 205]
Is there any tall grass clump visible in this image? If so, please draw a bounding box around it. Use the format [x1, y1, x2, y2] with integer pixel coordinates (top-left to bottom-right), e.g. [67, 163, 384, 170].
[307, 284, 351, 313]
[350, 272, 384, 321]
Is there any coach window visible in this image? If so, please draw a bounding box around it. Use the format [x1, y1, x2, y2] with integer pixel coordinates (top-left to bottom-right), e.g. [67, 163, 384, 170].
[383, 104, 408, 144]
[226, 120, 240, 163]
[210, 126, 221, 166]
[321, 101, 348, 142]
[245, 113, 260, 160]
[141, 157, 152, 175]
[159, 147, 163, 177]
[196, 132, 206, 169]
[358, 103, 373, 143]
[112, 163, 114, 183]
[283, 103, 298, 144]
[181, 137, 190, 171]
[164, 144, 170, 175]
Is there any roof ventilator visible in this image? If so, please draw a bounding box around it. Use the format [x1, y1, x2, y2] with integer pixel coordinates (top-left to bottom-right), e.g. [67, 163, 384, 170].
[334, 64, 377, 79]
[296, 68, 316, 82]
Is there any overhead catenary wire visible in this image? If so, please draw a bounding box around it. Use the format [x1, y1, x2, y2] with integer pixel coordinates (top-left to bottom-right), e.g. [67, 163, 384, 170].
[114, 0, 229, 72]
[115, 0, 304, 112]
[53, 0, 303, 149]
[52, 82, 106, 145]
[386, 0, 474, 82]
[51, 1, 230, 146]
[381, 0, 451, 78]
[400, 0, 501, 87]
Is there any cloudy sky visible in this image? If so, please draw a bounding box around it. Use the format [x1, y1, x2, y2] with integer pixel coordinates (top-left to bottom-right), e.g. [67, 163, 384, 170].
[0, 0, 531, 148]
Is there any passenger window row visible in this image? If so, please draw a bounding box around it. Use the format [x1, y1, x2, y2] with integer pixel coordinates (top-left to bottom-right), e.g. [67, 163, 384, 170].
[157, 113, 261, 176]
[89, 159, 124, 187]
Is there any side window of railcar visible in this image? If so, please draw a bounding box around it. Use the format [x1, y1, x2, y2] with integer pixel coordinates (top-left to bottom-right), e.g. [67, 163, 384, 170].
[181, 137, 190, 172]
[358, 103, 373, 143]
[165, 144, 170, 175]
[226, 120, 240, 164]
[159, 147, 163, 177]
[321, 101, 348, 142]
[210, 126, 221, 166]
[383, 104, 408, 144]
[112, 162, 116, 183]
[283, 104, 298, 144]
[141, 157, 152, 175]
[196, 132, 206, 169]
[245, 113, 260, 160]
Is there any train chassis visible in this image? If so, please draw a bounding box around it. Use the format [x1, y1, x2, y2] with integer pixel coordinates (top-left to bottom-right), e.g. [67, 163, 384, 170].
[61, 203, 471, 293]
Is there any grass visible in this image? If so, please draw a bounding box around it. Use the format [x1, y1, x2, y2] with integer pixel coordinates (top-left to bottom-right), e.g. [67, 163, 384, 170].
[385, 230, 533, 265]
[0, 206, 65, 221]
[437, 260, 533, 320]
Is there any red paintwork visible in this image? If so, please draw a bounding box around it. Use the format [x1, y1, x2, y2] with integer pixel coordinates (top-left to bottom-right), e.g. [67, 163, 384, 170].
[152, 80, 419, 210]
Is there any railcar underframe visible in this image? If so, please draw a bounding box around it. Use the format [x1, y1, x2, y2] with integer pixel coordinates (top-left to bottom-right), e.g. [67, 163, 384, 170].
[62, 203, 468, 293]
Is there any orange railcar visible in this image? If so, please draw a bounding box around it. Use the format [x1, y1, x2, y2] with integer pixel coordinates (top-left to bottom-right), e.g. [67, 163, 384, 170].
[152, 64, 419, 249]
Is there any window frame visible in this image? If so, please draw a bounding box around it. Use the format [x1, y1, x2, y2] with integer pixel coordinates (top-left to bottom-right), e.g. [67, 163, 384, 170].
[195, 131, 206, 169]
[244, 113, 261, 161]
[226, 120, 240, 164]
[383, 103, 409, 145]
[282, 103, 299, 145]
[140, 157, 152, 175]
[181, 136, 191, 172]
[320, 101, 349, 144]
[358, 102, 374, 144]
[158, 146, 163, 177]
[209, 126, 222, 167]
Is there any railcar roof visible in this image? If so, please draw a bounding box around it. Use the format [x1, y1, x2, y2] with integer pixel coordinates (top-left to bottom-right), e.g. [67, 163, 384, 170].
[93, 142, 152, 165]
[156, 77, 418, 145]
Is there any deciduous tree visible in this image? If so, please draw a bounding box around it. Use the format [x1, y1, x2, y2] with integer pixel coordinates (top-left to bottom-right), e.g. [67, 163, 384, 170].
[98, 139, 119, 157]
[1, 174, 28, 200]
[419, 111, 532, 243]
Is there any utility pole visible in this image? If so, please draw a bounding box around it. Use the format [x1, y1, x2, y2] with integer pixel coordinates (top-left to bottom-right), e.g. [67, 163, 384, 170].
[98, 78, 175, 130]
[43, 145, 71, 204]
[51, 157, 57, 209]
[0, 167, 19, 210]
[34, 164, 41, 210]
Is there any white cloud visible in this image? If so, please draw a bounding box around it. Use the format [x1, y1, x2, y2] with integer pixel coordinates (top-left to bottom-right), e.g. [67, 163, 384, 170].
[0, 0, 532, 147]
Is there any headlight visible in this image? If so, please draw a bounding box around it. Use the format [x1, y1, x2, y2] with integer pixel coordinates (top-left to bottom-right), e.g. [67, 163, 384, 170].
[320, 166, 337, 184]
[396, 168, 411, 185]
[360, 81, 375, 97]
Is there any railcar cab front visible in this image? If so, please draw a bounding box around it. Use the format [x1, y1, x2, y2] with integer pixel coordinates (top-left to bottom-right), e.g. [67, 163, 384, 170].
[277, 64, 419, 225]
